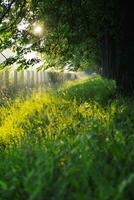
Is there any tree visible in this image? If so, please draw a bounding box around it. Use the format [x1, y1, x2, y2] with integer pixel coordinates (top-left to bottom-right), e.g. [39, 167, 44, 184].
[101, 0, 134, 93]
[0, 0, 40, 69]
[1, 0, 134, 94]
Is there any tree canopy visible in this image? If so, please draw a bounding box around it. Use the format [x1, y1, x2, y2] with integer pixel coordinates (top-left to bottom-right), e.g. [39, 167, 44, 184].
[0, 0, 134, 93]
[0, 0, 114, 70]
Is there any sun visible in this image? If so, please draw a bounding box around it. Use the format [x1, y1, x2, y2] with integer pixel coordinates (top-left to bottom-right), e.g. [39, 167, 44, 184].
[34, 26, 42, 34]
[33, 24, 43, 36]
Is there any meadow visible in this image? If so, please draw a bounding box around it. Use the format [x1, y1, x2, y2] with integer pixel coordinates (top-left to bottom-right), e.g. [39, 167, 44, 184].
[0, 75, 134, 200]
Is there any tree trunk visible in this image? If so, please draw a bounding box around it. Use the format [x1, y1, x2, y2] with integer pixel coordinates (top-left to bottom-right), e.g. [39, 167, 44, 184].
[102, 1, 134, 94]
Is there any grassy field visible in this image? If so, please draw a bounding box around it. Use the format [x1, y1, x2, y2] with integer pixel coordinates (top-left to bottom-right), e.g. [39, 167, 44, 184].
[0, 75, 134, 200]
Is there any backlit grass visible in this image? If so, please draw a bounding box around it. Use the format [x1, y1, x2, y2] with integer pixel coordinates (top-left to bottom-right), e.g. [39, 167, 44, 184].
[0, 76, 134, 200]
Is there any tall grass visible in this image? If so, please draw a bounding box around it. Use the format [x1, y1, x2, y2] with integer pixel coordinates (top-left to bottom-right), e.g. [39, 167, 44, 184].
[58, 75, 116, 104]
[0, 76, 134, 200]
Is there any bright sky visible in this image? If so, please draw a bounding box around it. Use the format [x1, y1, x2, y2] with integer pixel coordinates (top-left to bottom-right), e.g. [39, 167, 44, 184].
[17, 20, 29, 31]
[0, 48, 43, 70]
[0, 49, 15, 64]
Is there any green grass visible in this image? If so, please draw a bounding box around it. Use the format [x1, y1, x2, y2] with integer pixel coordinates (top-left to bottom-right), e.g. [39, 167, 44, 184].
[0, 76, 134, 200]
[58, 75, 116, 104]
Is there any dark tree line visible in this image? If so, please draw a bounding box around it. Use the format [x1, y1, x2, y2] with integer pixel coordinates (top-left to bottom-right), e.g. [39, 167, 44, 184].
[101, 1, 134, 93]
[31, 0, 134, 94]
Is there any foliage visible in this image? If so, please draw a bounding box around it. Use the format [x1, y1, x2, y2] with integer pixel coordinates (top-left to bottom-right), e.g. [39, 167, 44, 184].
[0, 77, 134, 199]
[0, 0, 39, 69]
[30, 0, 103, 70]
[0, 0, 116, 70]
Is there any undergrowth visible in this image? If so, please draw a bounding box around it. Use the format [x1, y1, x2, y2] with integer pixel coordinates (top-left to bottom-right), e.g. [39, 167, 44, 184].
[0, 76, 134, 200]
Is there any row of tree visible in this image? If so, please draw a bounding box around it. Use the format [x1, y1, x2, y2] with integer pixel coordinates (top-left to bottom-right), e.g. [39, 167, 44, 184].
[0, 0, 134, 93]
